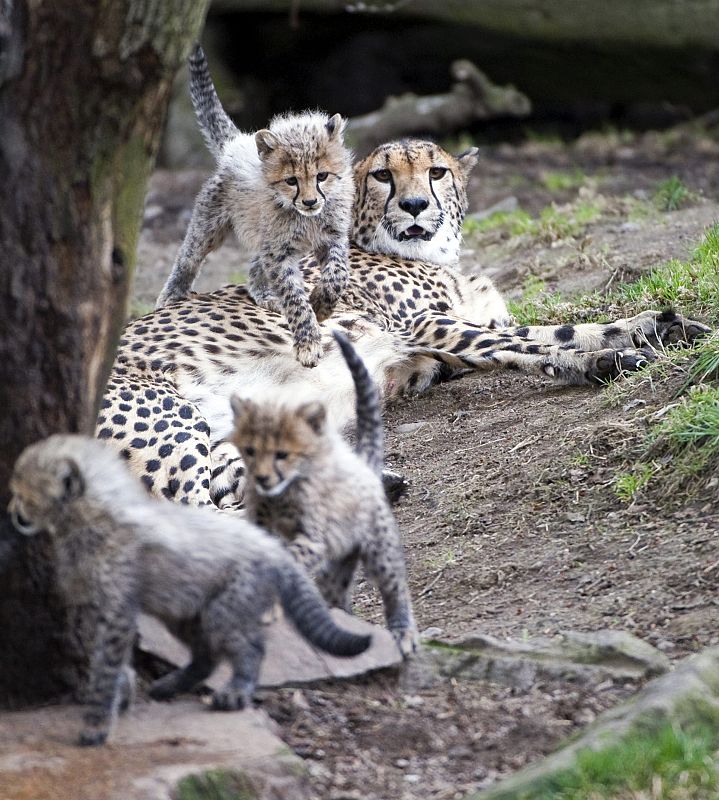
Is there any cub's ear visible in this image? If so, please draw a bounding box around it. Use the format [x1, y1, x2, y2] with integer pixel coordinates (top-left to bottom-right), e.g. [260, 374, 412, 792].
[230, 395, 255, 421]
[297, 401, 326, 435]
[255, 129, 278, 158]
[58, 458, 84, 502]
[455, 147, 479, 180]
[326, 113, 346, 139]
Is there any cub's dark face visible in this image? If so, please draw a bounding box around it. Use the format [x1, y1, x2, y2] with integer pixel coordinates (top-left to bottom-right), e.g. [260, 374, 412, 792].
[230, 397, 327, 498]
[352, 139, 478, 265]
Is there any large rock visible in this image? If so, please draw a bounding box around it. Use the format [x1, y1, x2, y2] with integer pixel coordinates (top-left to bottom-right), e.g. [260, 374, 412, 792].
[470, 646, 719, 799]
[0, 700, 308, 800]
[421, 629, 670, 690]
[138, 609, 403, 691]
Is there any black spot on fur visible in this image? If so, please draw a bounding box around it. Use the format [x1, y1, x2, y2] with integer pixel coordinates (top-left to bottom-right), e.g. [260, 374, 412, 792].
[555, 325, 575, 342]
[180, 455, 197, 471]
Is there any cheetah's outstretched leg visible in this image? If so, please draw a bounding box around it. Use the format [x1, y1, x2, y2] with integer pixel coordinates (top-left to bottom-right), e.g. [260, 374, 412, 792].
[514, 310, 710, 352]
[156, 173, 231, 308]
[403, 311, 657, 385]
[258, 242, 323, 368]
[309, 235, 350, 322]
[79, 598, 137, 747]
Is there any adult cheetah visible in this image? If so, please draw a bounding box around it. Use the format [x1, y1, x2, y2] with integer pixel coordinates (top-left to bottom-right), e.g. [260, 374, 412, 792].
[97, 139, 709, 507]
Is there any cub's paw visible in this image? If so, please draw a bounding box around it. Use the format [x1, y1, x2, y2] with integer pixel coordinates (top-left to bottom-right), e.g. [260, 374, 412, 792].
[309, 284, 339, 323]
[294, 333, 323, 368]
[155, 288, 189, 309]
[589, 347, 656, 383]
[148, 672, 181, 701]
[78, 726, 109, 747]
[211, 687, 250, 711]
[393, 627, 420, 659]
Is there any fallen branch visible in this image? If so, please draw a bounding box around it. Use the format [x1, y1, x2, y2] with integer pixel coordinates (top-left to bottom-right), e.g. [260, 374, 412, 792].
[345, 59, 531, 154]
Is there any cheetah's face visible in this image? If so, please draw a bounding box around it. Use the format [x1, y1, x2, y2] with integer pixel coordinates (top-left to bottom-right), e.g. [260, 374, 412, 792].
[256, 113, 352, 218]
[9, 442, 85, 535]
[352, 140, 478, 266]
[230, 397, 326, 498]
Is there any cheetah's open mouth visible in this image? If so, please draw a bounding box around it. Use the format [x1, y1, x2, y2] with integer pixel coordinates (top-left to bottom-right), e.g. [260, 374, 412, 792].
[398, 225, 433, 241]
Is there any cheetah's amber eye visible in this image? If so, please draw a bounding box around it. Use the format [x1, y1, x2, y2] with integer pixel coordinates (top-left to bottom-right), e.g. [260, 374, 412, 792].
[285, 176, 298, 186]
[244, 446, 255, 457]
[275, 451, 289, 460]
[429, 167, 448, 180]
[372, 169, 392, 183]
[317, 172, 328, 182]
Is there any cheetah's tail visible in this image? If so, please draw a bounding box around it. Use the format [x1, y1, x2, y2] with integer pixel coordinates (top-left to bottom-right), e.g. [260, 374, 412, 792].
[278, 559, 371, 658]
[333, 330, 384, 475]
[188, 44, 239, 159]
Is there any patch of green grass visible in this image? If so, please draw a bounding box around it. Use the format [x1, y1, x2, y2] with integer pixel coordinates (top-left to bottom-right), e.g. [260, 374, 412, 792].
[507, 275, 566, 326]
[613, 464, 655, 502]
[514, 222, 719, 328]
[654, 175, 693, 212]
[464, 199, 602, 244]
[527, 722, 719, 800]
[176, 769, 258, 800]
[128, 300, 154, 320]
[463, 209, 534, 236]
[228, 269, 248, 286]
[540, 169, 586, 192]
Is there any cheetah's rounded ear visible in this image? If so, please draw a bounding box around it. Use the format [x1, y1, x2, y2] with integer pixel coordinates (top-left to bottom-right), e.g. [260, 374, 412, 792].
[297, 401, 326, 435]
[230, 395, 254, 421]
[58, 458, 84, 502]
[455, 147, 479, 180]
[326, 113, 346, 140]
[255, 129, 278, 159]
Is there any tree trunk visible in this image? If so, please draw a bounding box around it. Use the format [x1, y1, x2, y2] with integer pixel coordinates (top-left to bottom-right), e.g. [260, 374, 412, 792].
[0, 0, 209, 706]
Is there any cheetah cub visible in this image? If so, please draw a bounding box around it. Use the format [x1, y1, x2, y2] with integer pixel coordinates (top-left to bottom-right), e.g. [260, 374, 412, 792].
[230, 331, 418, 657]
[9, 434, 370, 747]
[156, 45, 354, 368]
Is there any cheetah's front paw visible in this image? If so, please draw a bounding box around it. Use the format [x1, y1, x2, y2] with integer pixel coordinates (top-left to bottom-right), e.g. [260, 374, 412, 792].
[589, 347, 657, 383]
[393, 627, 419, 658]
[155, 287, 190, 309]
[294, 332, 323, 368]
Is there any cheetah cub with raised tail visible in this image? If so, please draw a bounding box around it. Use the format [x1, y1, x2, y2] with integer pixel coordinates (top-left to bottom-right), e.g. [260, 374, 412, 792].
[156, 45, 354, 367]
[230, 331, 418, 657]
[9, 434, 370, 747]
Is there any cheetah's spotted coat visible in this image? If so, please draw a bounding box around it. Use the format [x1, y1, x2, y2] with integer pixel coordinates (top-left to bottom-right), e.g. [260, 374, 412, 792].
[97, 139, 709, 507]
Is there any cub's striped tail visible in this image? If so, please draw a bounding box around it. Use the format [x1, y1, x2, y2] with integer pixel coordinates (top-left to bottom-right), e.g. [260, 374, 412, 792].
[278, 559, 371, 657]
[333, 330, 384, 475]
[188, 44, 239, 159]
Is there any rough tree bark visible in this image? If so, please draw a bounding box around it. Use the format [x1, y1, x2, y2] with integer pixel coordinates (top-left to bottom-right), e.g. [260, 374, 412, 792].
[0, 0, 209, 706]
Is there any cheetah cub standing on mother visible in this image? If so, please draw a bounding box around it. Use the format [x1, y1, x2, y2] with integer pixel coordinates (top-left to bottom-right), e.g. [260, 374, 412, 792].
[9, 434, 370, 746]
[231, 331, 418, 657]
[156, 45, 354, 367]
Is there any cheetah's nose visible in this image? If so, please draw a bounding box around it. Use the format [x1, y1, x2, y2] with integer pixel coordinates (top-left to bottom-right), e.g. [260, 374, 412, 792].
[399, 197, 429, 217]
[302, 198, 318, 207]
[256, 475, 271, 488]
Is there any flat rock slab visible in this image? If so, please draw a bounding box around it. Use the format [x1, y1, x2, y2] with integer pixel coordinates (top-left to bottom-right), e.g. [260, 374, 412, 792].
[138, 609, 402, 692]
[0, 701, 307, 800]
[422, 629, 669, 690]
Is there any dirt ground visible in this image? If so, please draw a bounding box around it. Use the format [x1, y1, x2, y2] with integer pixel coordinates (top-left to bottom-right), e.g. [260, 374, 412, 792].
[132, 129, 719, 799]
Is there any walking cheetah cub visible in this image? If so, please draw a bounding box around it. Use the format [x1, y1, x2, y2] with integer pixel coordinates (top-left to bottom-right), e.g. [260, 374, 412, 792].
[156, 45, 354, 367]
[230, 331, 418, 657]
[9, 434, 370, 747]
